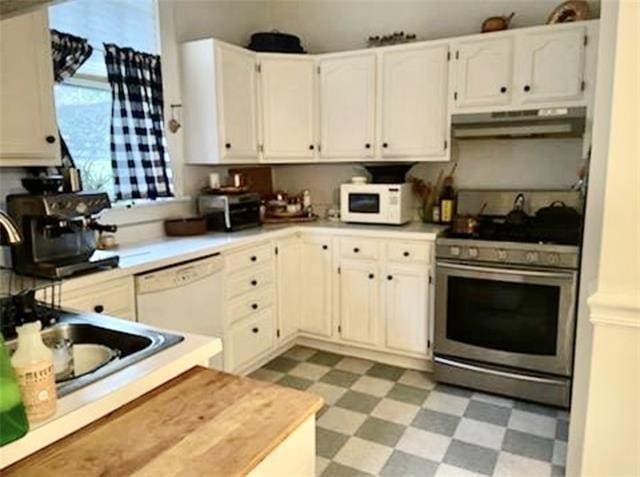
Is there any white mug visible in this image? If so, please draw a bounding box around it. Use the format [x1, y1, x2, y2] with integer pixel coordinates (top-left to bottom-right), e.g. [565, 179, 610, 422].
[209, 173, 221, 189]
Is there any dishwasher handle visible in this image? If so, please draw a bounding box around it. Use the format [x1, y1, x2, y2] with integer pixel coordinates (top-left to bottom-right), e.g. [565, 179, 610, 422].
[136, 254, 223, 295]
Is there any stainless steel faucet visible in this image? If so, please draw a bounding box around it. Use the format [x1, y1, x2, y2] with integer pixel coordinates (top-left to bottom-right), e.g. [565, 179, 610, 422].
[0, 209, 22, 244]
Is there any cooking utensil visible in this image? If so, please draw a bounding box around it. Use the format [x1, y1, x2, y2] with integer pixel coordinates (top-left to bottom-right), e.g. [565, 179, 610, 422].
[451, 203, 487, 235]
[248, 31, 305, 53]
[547, 0, 589, 24]
[505, 193, 529, 226]
[482, 12, 515, 33]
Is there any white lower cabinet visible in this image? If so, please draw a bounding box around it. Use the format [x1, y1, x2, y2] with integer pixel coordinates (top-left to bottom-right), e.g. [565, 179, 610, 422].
[339, 260, 380, 346]
[384, 265, 430, 355]
[228, 308, 275, 371]
[276, 235, 301, 342]
[298, 234, 333, 338]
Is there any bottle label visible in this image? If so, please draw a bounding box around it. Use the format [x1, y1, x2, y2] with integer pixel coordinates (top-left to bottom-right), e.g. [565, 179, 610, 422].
[441, 200, 454, 223]
[14, 362, 57, 422]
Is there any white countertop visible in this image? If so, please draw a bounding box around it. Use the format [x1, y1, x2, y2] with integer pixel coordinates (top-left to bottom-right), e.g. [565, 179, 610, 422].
[62, 220, 445, 290]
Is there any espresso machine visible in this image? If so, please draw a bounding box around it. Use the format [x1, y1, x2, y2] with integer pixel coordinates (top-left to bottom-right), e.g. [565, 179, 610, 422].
[7, 192, 119, 278]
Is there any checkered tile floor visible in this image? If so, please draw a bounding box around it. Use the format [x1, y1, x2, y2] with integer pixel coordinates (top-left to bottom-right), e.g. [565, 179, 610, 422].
[249, 347, 570, 477]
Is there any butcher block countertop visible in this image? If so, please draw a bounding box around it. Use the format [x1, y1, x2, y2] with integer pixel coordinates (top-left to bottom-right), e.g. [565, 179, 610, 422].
[5, 367, 324, 477]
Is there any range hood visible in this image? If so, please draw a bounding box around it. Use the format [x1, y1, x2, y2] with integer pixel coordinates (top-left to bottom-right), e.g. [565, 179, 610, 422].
[452, 107, 586, 139]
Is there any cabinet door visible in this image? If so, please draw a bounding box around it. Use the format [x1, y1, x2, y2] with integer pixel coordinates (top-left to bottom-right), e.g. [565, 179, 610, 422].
[380, 44, 449, 159]
[385, 266, 429, 355]
[339, 260, 379, 346]
[515, 27, 586, 104]
[319, 53, 376, 160]
[453, 37, 513, 109]
[298, 235, 333, 337]
[216, 44, 259, 161]
[0, 10, 59, 166]
[276, 236, 300, 342]
[259, 56, 316, 161]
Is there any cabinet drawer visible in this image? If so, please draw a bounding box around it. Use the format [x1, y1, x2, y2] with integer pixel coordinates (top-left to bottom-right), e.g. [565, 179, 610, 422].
[387, 241, 432, 264]
[340, 237, 380, 260]
[226, 264, 274, 299]
[228, 308, 275, 370]
[227, 286, 275, 324]
[58, 277, 136, 319]
[226, 243, 274, 273]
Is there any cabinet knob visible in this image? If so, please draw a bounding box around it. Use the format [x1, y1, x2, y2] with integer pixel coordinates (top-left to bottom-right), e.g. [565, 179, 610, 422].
[225, 142, 231, 149]
[382, 142, 389, 148]
[46, 135, 56, 144]
[309, 144, 315, 150]
[524, 85, 531, 92]
[94, 305, 104, 313]
[387, 275, 393, 281]
[403, 251, 410, 257]
[353, 247, 360, 253]
[322, 245, 328, 250]
[250, 256, 257, 262]
[252, 327, 259, 333]
[251, 280, 258, 286]
[251, 303, 259, 310]
[500, 86, 507, 93]
[368, 273, 375, 279]
[365, 143, 371, 149]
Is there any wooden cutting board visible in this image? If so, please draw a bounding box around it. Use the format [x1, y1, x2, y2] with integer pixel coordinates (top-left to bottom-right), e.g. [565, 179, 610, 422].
[5, 367, 323, 477]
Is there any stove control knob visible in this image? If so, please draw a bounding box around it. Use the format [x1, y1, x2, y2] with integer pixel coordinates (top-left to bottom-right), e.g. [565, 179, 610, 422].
[468, 247, 479, 258]
[548, 253, 560, 265]
[450, 246, 461, 257]
[525, 251, 539, 263]
[496, 249, 508, 261]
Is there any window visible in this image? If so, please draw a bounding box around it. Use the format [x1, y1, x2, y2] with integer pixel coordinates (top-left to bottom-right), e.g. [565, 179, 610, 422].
[49, 0, 162, 199]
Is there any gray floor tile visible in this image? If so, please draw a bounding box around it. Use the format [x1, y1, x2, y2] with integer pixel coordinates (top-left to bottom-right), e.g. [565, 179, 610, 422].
[556, 419, 569, 441]
[336, 390, 381, 414]
[443, 439, 498, 475]
[552, 464, 566, 476]
[366, 363, 406, 381]
[355, 416, 406, 447]
[412, 408, 460, 437]
[380, 450, 439, 477]
[317, 427, 350, 459]
[321, 462, 373, 477]
[321, 369, 361, 388]
[387, 383, 430, 406]
[513, 400, 559, 417]
[282, 345, 317, 361]
[276, 374, 313, 390]
[465, 400, 512, 427]
[309, 350, 344, 367]
[263, 355, 298, 373]
[434, 384, 474, 398]
[502, 429, 554, 462]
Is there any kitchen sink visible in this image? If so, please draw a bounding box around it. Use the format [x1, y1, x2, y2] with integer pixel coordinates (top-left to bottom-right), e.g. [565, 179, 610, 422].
[5, 312, 183, 397]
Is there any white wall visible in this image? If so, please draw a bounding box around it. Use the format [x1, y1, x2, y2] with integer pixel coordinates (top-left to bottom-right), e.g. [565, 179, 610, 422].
[268, 0, 600, 53]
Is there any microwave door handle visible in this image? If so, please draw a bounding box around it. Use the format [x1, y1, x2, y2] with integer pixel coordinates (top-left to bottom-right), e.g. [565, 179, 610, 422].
[437, 261, 576, 279]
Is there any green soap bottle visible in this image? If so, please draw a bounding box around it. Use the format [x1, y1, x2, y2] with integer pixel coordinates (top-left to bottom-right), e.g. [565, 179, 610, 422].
[0, 334, 29, 446]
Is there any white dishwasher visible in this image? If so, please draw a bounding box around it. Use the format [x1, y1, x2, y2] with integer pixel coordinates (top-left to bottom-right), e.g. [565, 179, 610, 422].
[135, 254, 224, 368]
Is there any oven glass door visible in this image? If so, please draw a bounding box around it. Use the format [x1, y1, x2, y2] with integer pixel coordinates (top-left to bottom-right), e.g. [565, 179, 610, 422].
[435, 261, 577, 376]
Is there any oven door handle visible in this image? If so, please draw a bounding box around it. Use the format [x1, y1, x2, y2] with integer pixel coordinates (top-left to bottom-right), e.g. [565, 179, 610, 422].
[436, 261, 576, 279]
[434, 357, 568, 385]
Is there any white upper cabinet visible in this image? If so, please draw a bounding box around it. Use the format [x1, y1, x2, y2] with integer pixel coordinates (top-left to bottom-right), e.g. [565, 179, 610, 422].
[216, 43, 260, 161]
[380, 44, 449, 160]
[0, 10, 59, 167]
[259, 55, 316, 162]
[318, 53, 376, 160]
[452, 37, 514, 109]
[181, 39, 258, 164]
[515, 26, 586, 104]
[298, 235, 333, 337]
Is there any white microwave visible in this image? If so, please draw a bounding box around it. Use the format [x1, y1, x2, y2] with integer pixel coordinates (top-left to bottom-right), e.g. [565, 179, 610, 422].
[340, 183, 413, 225]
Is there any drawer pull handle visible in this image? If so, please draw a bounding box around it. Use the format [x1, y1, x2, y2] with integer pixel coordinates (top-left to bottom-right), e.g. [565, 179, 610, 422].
[322, 245, 328, 250]
[353, 247, 360, 253]
[94, 305, 104, 313]
[252, 327, 259, 333]
[250, 256, 257, 262]
[387, 275, 393, 281]
[403, 251, 410, 257]
[368, 273, 374, 279]
[251, 280, 258, 286]
[251, 303, 259, 310]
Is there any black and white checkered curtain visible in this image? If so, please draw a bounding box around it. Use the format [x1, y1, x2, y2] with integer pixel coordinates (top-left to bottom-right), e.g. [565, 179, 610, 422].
[51, 30, 93, 170]
[104, 43, 173, 200]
